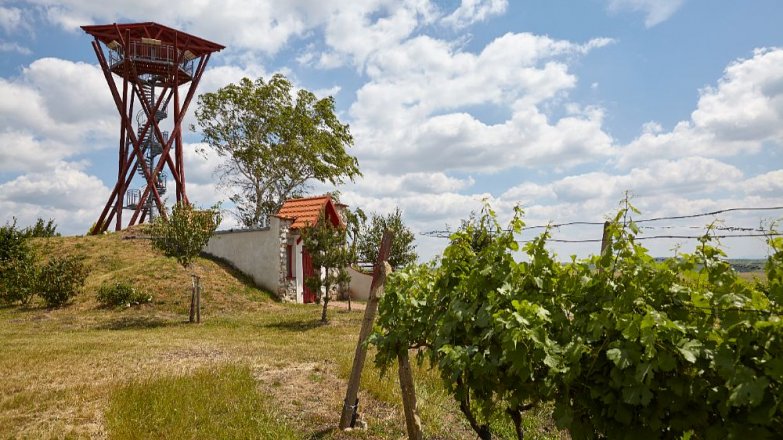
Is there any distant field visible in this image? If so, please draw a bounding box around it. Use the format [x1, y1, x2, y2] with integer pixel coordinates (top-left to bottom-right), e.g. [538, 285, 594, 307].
[0, 233, 565, 439]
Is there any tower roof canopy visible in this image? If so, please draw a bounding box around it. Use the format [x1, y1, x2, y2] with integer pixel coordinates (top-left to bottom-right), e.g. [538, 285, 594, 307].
[81, 22, 224, 57]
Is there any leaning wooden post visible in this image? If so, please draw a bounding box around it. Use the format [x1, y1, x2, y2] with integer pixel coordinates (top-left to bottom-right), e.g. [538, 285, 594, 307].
[339, 231, 394, 430]
[397, 346, 423, 439]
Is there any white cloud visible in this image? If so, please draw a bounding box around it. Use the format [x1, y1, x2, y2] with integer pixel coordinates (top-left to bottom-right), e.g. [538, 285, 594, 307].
[0, 162, 107, 211]
[618, 48, 783, 168]
[19, 0, 438, 60]
[441, 0, 508, 29]
[0, 41, 31, 54]
[350, 33, 614, 172]
[350, 171, 474, 196]
[0, 131, 74, 173]
[549, 157, 742, 203]
[0, 162, 112, 235]
[322, 0, 438, 70]
[606, 0, 685, 27]
[742, 169, 783, 196]
[0, 6, 29, 33]
[500, 157, 744, 215]
[0, 58, 115, 149]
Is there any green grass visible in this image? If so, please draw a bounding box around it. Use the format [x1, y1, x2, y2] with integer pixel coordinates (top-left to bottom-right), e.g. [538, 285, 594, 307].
[105, 364, 298, 439]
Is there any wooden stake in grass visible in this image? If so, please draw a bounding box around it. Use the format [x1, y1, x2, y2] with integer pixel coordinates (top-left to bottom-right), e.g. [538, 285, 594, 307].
[339, 230, 393, 430]
[397, 347, 423, 440]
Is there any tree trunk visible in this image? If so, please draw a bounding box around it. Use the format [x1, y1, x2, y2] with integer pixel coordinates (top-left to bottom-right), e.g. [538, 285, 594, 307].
[321, 295, 329, 323]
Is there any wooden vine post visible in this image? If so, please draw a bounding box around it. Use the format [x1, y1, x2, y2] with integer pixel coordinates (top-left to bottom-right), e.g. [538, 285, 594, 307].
[397, 347, 423, 439]
[339, 230, 394, 430]
[600, 221, 611, 257]
[599, 221, 612, 275]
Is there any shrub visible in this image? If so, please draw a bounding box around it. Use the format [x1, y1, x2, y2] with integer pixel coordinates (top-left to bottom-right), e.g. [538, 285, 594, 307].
[0, 219, 35, 304]
[0, 254, 38, 305]
[97, 282, 152, 307]
[37, 255, 89, 307]
[23, 218, 59, 238]
[0, 218, 30, 264]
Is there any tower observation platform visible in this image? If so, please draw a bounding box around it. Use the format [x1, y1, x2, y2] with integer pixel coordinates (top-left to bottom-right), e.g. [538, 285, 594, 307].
[82, 22, 223, 233]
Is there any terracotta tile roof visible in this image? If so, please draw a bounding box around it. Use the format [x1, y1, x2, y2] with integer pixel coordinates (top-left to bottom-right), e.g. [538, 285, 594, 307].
[276, 195, 342, 229]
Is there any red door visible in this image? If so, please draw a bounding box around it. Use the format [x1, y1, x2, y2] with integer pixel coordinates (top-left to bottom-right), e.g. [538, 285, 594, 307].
[302, 249, 316, 303]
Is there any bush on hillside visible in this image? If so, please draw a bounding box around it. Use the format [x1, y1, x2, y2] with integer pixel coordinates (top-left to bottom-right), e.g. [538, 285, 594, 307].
[37, 255, 89, 307]
[0, 254, 38, 305]
[23, 218, 59, 238]
[0, 219, 35, 304]
[97, 282, 152, 307]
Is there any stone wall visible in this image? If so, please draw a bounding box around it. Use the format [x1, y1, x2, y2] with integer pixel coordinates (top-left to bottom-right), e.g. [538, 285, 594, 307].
[276, 218, 297, 302]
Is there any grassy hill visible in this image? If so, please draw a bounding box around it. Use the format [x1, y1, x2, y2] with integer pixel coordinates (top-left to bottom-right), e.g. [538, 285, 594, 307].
[0, 232, 564, 439]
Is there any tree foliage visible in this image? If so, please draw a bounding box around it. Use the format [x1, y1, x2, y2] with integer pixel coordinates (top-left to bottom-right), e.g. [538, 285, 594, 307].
[150, 203, 221, 269]
[371, 201, 783, 439]
[356, 208, 417, 269]
[194, 73, 361, 227]
[301, 211, 353, 323]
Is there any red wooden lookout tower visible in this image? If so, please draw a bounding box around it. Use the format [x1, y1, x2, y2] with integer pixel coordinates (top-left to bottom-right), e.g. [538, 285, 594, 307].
[82, 22, 224, 233]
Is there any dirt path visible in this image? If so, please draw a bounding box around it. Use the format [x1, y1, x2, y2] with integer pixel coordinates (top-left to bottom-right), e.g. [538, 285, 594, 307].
[330, 300, 366, 311]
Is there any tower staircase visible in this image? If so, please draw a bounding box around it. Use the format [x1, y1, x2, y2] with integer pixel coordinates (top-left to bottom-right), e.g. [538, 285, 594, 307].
[124, 76, 170, 220]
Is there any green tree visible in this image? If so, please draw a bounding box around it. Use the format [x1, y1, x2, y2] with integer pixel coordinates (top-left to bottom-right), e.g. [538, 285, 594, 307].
[301, 211, 353, 323]
[356, 208, 417, 269]
[193, 73, 361, 227]
[150, 203, 221, 322]
[150, 203, 221, 268]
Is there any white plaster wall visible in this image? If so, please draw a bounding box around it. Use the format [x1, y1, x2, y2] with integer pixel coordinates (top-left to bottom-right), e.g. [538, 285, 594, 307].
[294, 239, 304, 303]
[203, 217, 282, 295]
[347, 266, 373, 300]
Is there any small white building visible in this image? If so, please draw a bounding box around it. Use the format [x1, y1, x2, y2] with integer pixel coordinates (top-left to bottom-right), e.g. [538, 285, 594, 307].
[203, 195, 351, 303]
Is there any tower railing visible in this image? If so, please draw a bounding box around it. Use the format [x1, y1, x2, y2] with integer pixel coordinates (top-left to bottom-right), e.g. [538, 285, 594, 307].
[107, 40, 195, 77]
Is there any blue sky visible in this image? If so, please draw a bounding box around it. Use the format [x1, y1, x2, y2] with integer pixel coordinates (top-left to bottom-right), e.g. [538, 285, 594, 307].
[1, 0, 781, 260]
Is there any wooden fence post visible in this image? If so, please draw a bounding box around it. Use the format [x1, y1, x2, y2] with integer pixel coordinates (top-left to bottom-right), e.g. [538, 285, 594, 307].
[599, 221, 611, 275]
[397, 347, 423, 439]
[600, 221, 611, 257]
[189, 274, 197, 323]
[339, 231, 394, 430]
[195, 276, 201, 324]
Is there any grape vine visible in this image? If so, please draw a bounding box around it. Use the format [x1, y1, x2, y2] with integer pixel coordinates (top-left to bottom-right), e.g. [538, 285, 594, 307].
[370, 201, 782, 439]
